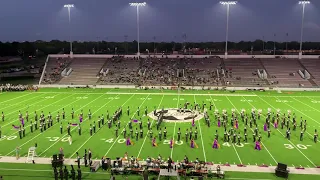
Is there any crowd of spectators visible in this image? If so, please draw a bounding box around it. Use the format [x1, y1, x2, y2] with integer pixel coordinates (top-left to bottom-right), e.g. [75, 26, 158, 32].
[0, 84, 38, 92]
[43, 57, 72, 84]
[98, 57, 140, 85]
[98, 57, 225, 86]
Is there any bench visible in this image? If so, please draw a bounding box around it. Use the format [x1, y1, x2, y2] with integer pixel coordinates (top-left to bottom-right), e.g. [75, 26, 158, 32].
[90, 161, 100, 172]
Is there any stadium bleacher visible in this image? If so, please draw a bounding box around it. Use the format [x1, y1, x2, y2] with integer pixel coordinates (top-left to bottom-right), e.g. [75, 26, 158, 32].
[58, 58, 106, 85]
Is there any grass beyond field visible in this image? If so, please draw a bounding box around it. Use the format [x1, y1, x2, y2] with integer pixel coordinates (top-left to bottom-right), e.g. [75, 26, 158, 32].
[0, 88, 320, 169]
[0, 162, 319, 180]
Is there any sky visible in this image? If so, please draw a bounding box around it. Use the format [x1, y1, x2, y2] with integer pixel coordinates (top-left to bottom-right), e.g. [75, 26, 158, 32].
[0, 0, 319, 42]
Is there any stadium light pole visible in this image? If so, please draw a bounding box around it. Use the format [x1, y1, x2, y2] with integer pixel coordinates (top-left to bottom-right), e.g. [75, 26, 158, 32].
[298, 1, 310, 59]
[220, 1, 237, 59]
[64, 4, 74, 57]
[129, 2, 146, 57]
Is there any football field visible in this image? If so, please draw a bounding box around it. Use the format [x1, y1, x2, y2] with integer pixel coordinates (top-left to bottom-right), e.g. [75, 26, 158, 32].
[1, 88, 320, 168]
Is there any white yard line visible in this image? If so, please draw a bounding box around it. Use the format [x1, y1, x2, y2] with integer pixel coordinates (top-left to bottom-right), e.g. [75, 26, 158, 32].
[136, 94, 164, 158]
[2, 93, 75, 139]
[209, 95, 217, 110]
[240, 96, 278, 165]
[38, 93, 111, 156]
[0, 93, 46, 112]
[223, 97, 243, 165]
[289, 97, 320, 125]
[36, 91, 257, 97]
[193, 95, 207, 162]
[104, 94, 151, 156]
[4, 93, 88, 156]
[69, 94, 134, 158]
[285, 97, 320, 142]
[1, 93, 62, 128]
[0, 93, 32, 105]
[256, 95, 316, 167]
[170, 93, 179, 158]
[270, 96, 320, 142]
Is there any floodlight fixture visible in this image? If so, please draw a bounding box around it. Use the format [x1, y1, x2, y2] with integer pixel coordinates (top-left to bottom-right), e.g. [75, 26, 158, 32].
[220, 1, 237, 5]
[129, 2, 146, 7]
[298, 1, 310, 59]
[129, 2, 147, 57]
[64, 4, 74, 8]
[220, 1, 237, 59]
[298, 1, 310, 5]
[63, 4, 74, 57]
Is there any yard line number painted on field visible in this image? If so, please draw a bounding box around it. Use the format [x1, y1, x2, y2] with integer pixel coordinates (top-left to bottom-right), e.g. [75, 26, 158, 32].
[76, 96, 88, 99]
[284, 144, 311, 150]
[206, 99, 221, 102]
[44, 96, 55, 99]
[240, 99, 253, 102]
[276, 100, 292, 103]
[107, 97, 120, 100]
[311, 100, 320, 103]
[46, 137, 69, 142]
[140, 98, 152, 100]
[0, 135, 17, 141]
[173, 98, 184, 101]
[222, 142, 245, 148]
[102, 138, 184, 145]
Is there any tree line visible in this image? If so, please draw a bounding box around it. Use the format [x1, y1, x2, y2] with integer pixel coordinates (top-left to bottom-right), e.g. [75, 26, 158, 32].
[1, 40, 320, 57]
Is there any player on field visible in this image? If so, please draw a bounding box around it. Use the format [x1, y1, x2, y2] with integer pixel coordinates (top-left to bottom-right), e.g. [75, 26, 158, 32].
[140, 128, 143, 138]
[158, 128, 162, 141]
[300, 130, 304, 141]
[177, 128, 181, 142]
[62, 108, 65, 119]
[149, 129, 153, 139]
[123, 128, 127, 138]
[314, 129, 318, 143]
[88, 109, 92, 120]
[60, 123, 63, 134]
[115, 125, 118, 137]
[286, 128, 291, 140]
[152, 136, 157, 147]
[164, 127, 167, 139]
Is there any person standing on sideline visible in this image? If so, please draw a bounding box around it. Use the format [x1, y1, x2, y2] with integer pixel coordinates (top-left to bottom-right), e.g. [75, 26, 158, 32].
[16, 146, 20, 160]
[167, 157, 173, 172]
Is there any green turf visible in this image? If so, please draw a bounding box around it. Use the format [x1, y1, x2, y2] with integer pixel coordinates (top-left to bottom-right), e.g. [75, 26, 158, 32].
[0, 88, 320, 169]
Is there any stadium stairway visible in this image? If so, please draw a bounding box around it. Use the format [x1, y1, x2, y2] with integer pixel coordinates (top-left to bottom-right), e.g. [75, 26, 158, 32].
[58, 58, 107, 85]
[297, 59, 319, 87]
[258, 58, 271, 78]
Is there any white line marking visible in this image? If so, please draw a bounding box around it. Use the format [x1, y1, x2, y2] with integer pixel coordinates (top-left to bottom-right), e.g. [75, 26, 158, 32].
[137, 94, 164, 158]
[4, 93, 79, 156]
[170, 93, 179, 158]
[0, 93, 32, 105]
[194, 95, 207, 162]
[104, 94, 151, 156]
[1, 93, 66, 128]
[256, 95, 317, 167]
[37, 93, 109, 156]
[34, 91, 258, 97]
[69, 94, 133, 158]
[240, 96, 278, 165]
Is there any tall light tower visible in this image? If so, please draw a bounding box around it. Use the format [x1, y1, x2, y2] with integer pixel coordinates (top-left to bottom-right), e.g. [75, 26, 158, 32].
[220, 1, 237, 59]
[129, 2, 146, 57]
[64, 4, 74, 57]
[298, 1, 310, 59]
